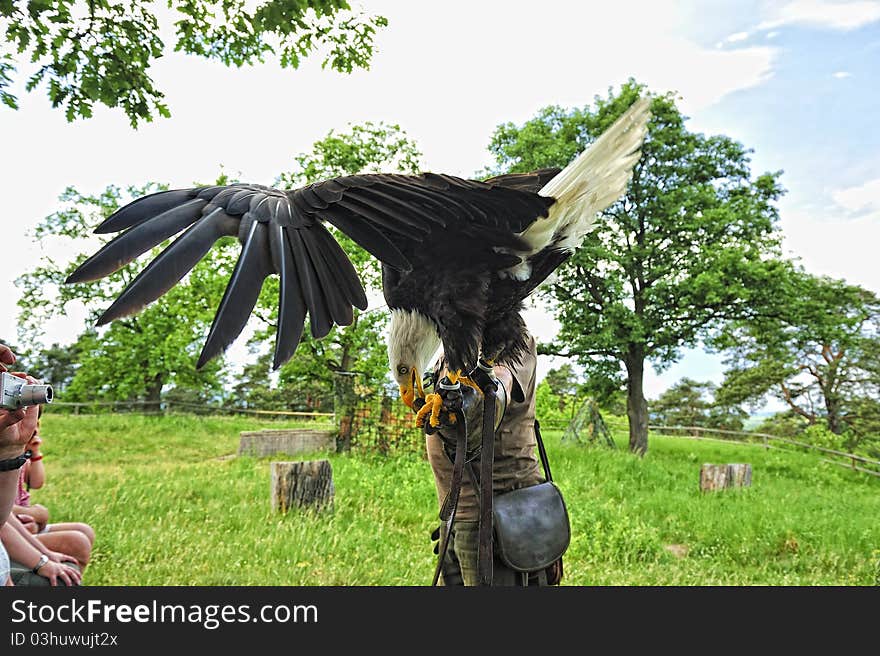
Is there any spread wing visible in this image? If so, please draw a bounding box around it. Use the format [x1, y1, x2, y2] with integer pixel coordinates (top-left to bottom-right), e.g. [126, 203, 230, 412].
[66, 174, 555, 369]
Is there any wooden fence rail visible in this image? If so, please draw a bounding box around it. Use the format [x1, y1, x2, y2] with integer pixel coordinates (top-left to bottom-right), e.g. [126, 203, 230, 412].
[649, 424, 880, 478]
[49, 400, 334, 420]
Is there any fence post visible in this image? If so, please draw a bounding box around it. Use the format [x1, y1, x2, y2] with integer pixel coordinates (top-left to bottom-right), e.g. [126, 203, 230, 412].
[333, 371, 358, 452]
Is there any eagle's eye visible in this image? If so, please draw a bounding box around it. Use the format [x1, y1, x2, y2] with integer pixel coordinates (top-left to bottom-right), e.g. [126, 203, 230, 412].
[397, 365, 409, 376]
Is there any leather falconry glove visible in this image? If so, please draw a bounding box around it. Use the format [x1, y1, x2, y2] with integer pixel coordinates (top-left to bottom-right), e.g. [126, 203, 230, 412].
[426, 366, 508, 462]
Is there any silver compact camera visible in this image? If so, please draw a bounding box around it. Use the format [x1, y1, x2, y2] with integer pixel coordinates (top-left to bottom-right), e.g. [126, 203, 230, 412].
[0, 372, 53, 410]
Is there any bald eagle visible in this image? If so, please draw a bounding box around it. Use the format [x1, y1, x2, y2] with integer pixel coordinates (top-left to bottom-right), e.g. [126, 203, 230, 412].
[67, 98, 650, 416]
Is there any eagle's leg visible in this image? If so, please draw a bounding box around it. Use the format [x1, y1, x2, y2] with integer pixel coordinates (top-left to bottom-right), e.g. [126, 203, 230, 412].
[447, 369, 483, 396]
[466, 358, 500, 395]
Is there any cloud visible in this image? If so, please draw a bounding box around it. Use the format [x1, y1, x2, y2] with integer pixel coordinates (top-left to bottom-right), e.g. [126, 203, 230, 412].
[831, 177, 880, 214]
[758, 0, 880, 31]
[660, 46, 777, 113]
[727, 31, 751, 42]
[781, 204, 880, 294]
[716, 31, 751, 48]
[832, 71, 853, 78]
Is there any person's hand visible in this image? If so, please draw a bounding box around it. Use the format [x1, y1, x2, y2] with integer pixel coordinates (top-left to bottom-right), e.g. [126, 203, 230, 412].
[26, 434, 42, 456]
[0, 406, 26, 434]
[16, 514, 39, 533]
[48, 550, 79, 566]
[0, 344, 14, 372]
[0, 374, 41, 457]
[0, 344, 24, 434]
[0, 404, 36, 459]
[27, 503, 49, 530]
[36, 560, 81, 586]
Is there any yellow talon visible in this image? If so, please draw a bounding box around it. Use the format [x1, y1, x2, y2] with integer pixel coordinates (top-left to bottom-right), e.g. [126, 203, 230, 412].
[415, 394, 435, 427]
[416, 393, 444, 428]
[429, 393, 443, 427]
[447, 369, 462, 385]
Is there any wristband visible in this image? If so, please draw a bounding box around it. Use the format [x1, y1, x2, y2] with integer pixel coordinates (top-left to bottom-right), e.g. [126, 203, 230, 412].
[32, 553, 49, 574]
[0, 449, 32, 472]
[30, 455, 43, 462]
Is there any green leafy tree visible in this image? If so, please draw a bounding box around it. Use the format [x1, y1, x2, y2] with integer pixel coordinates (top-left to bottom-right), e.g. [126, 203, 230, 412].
[14, 340, 83, 394]
[844, 397, 880, 457]
[543, 363, 581, 415]
[650, 377, 746, 431]
[277, 121, 423, 190]
[716, 269, 880, 452]
[650, 377, 712, 428]
[228, 349, 330, 411]
[487, 80, 786, 454]
[534, 379, 569, 427]
[0, 1, 387, 125]
[753, 410, 811, 438]
[15, 183, 233, 405]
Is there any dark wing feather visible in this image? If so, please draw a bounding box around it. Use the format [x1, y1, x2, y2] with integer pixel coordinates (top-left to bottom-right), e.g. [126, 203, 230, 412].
[316, 203, 410, 269]
[285, 228, 334, 339]
[67, 198, 207, 283]
[293, 173, 556, 257]
[483, 168, 562, 193]
[309, 225, 368, 310]
[353, 185, 447, 228]
[96, 206, 239, 325]
[197, 220, 273, 368]
[269, 224, 307, 370]
[299, 227, 354, 327]
[94, 189, 199, 234]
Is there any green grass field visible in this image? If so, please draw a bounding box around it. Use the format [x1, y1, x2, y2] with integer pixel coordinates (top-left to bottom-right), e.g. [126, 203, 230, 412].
[26, 412, 880, 585]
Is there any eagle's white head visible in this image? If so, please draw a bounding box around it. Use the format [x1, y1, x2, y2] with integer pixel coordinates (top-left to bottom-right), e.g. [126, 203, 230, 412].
[386, 309, 442, 409]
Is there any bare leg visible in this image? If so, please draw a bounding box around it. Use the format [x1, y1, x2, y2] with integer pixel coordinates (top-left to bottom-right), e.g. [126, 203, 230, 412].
[36, 531, 91, 570]
[45, 522, 95, 546]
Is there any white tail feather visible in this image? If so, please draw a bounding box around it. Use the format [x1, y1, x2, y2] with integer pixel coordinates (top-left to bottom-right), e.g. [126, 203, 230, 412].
[509, 97, 651, 268]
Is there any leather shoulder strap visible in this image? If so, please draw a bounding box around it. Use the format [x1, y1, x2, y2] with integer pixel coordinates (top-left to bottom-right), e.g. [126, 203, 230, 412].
[534, 419, 553, 483]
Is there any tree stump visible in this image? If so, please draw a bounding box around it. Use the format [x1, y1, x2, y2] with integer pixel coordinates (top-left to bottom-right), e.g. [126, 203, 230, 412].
[700, 463, 752, 492]
[271, 460, 334, 512]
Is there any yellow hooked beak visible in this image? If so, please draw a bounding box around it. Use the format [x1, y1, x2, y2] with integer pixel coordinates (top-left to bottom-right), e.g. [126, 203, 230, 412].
[399, 367, 425, 410]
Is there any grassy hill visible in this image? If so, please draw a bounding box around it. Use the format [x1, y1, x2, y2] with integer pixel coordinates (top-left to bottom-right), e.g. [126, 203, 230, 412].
[25, 412, 880, 585]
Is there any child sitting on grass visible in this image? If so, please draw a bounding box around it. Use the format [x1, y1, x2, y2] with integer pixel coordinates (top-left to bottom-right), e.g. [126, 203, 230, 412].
[11, 407, 95, 570]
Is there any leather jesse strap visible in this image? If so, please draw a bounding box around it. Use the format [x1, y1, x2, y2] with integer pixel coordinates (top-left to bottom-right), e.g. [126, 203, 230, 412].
[477, 377, 497, 586]
[432, 405, 467, 587]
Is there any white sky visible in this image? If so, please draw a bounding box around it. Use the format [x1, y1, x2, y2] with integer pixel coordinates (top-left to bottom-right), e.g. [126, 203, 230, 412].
[1, 0, 878, 403]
